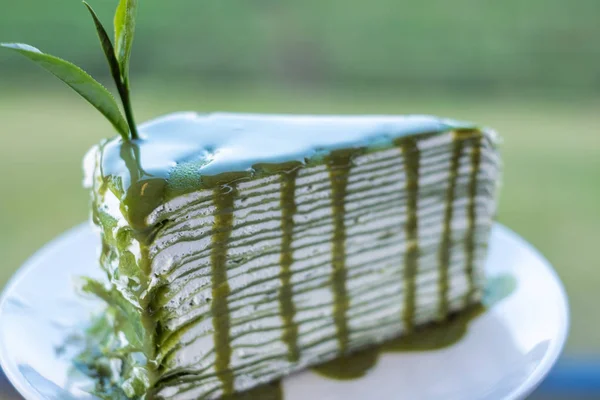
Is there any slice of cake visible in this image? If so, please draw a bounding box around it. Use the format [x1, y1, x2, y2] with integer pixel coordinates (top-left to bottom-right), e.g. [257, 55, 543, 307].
[84, 112, 500, 399]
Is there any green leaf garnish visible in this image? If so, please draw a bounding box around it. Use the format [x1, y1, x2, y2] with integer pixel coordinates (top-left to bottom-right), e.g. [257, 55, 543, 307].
[114, 0, 138, 86]
[78, 277, 151, 398]
[83, 1, 138, 139]
[1, 0, 142, 141]
[80, 277, 145, 350]
[83, 2, 123, 100]
[0, 42, 130, 140]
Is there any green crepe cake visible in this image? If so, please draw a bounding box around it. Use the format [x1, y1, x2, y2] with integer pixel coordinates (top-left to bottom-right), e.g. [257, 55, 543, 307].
[83, 112, 500, 399]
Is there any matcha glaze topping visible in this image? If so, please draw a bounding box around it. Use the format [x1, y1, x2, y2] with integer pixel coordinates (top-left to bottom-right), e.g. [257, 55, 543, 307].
[90, 112, 481, 232]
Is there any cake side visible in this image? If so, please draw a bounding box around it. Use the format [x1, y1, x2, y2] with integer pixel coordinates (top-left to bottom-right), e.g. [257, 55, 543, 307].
[84, 114, 500, 399]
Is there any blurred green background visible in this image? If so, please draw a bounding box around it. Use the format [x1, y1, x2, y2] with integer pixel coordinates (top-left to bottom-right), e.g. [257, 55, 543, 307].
[0, 0, 599, 398]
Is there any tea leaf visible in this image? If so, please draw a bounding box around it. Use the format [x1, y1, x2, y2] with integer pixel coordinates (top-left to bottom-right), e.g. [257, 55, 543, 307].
[83, 2, 123, 98]
[1, 43, 129, 140]
[83, 1, 138, 139]
[114, 0, 138, 84]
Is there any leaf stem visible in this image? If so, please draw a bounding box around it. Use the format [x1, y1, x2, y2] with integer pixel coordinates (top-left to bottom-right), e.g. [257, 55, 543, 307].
[120, 77, 139, 140]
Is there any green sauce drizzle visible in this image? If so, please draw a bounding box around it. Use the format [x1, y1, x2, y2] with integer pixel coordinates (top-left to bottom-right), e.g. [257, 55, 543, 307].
[117, 140, 168, 234]
[77, 275, 514, 399]
[312, 274, 516, 381]
[327, 151, 354, 355]
[279, 169, 301, 362]
[465, 132, 483, 303]
[211, 185, 237, 396]
[311, 349, 379, 381]
[437, 134, 463, 319]
[398, 138, 420, 333]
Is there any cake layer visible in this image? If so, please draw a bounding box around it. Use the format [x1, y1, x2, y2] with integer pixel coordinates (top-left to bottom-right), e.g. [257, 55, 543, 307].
[86, 116, 500, 399]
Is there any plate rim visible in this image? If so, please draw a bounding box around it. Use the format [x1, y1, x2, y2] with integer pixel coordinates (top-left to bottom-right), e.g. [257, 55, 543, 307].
[0, 223, 570, 400]
[492, 224, 570, 400]
[0, 224, 93, 400]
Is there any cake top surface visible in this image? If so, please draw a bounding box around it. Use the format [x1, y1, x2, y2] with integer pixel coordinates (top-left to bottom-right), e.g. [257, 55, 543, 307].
[96, 111, 478, 181]
[88, 112, 486, 231]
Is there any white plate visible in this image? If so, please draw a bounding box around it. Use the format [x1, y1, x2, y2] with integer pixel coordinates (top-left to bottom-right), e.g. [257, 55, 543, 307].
[0, 223, 568, 400]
